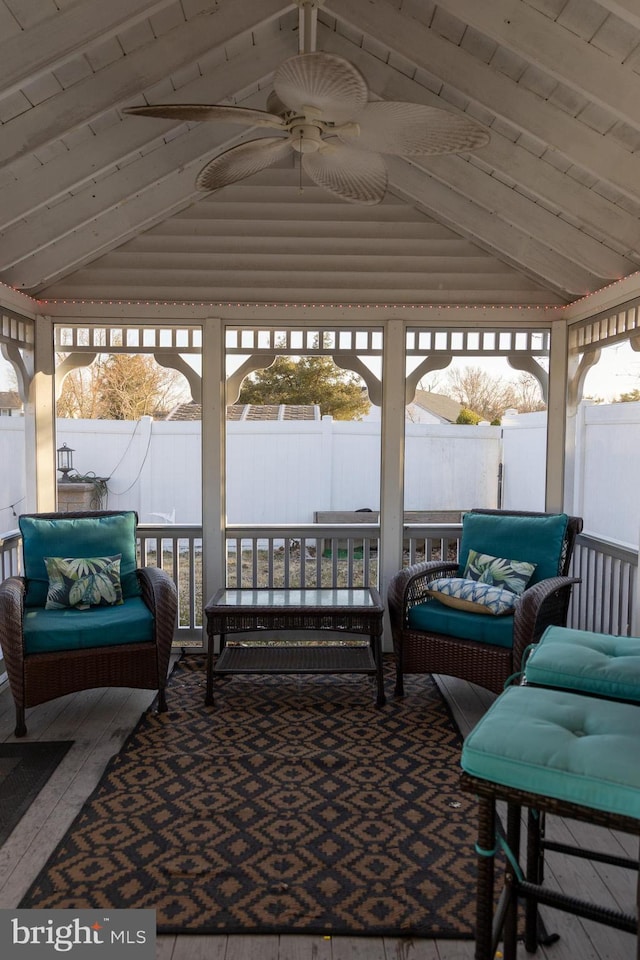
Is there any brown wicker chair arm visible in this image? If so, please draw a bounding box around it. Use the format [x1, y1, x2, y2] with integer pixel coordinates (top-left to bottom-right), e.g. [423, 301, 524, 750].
[387, 560, 459, 631]
[138, 564, 175, 606]
[0, 576, 27, 697]
[512, 575, 581, 672]
[137, 566, 178, 672]
[0, 576, 26, 641]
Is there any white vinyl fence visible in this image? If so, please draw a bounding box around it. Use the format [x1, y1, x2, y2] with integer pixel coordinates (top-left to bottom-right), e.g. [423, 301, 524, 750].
[573, 400, 640, 547]
[1, 403, 640, 552]
[0, 416, 502, 528]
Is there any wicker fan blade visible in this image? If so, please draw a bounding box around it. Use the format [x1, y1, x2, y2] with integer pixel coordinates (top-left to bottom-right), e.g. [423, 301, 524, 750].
[123, 103, 285, 129]
[274, 53, 368, 123]
[302, 141, 387, 205]
[197, 137, 292, 191]
[341, 102, 490, 155]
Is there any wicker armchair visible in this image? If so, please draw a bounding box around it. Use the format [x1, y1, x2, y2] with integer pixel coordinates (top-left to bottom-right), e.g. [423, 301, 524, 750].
[388, 509, 583, 696]
[0, 510, 178, 737]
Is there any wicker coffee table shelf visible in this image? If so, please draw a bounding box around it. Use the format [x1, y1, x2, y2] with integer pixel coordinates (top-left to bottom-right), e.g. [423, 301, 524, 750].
[204, 588, 386, 707]
[216, 644, 377, 674]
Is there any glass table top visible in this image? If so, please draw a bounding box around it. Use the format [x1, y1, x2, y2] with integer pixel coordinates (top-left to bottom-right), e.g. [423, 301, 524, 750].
[210, 588, 381, 609]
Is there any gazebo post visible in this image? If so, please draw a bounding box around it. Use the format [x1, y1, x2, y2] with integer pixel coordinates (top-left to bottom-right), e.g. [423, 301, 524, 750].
[26, 315, 56, 513]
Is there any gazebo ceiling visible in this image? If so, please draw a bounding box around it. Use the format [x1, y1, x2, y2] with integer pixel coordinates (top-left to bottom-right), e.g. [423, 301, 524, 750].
[2, 0, 640, 308]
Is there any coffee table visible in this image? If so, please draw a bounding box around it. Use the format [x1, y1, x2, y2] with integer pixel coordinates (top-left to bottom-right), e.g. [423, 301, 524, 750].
[204, 587, 386, 707]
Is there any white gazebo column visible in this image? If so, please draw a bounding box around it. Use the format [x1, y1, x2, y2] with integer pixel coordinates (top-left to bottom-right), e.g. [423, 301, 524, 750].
[379, 319, 406, 649]
[25, 316, 56, 512]
[201, 317, 226, 645]
[545, 319, 569, 513]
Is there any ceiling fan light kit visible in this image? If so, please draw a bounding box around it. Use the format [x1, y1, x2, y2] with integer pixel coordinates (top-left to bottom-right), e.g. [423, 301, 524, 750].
[123, 2, 490, 205]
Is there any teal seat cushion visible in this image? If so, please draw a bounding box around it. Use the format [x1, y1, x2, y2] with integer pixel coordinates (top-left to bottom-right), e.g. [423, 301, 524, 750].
[458, 512, 569, 585]
[23, 597, 154, 654]
[20, 512, 142, 607]
[408, 599, 515, 648]
[526, 626, 640, 702]
[461, 685, 640, 819]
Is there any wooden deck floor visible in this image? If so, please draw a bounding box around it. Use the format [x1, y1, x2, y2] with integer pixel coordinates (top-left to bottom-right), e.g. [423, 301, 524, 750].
[0, 661, 635, 960]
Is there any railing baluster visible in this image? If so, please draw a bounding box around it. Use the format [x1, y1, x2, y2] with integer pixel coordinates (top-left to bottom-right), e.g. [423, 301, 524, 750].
[1, 525, 637, 653]
[315, 536, 322, 586]
[284, 537, 291, 589]
[251, 540, 258, 587]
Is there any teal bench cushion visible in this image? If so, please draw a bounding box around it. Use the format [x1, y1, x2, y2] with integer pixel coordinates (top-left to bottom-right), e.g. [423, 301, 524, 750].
[23, 597, 154, 654]
[525, 626, 640, 702]
[20, 512, 142, 607]
[458, 512, 569, 585]
[461, 685, 640, 819]
[408, 599, 514, 648]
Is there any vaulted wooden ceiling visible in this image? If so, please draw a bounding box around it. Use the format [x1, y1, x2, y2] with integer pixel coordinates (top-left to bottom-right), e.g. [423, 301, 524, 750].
[1, 0, 640, 307]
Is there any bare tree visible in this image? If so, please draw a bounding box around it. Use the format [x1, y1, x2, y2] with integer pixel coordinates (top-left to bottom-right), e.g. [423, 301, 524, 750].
[445, 365, 517, 422]
[509, 372, 547, 413]
[57, 354, 187, 419]
[57, 358, 105, 419]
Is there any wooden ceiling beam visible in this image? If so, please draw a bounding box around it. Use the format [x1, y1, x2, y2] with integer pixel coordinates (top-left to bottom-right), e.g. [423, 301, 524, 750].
[3, 158, 203, 293]
[329, 0, 640, 203]
[41, 281, 556, 305]
[595, 0, 640, 31]
[0, 0, 291, 168]
[0, 115, 270, 275]
[0, 32, 293, 232]
[386, 157, 599, 299]
[436, 0, 640, 130]
[0, 0, 176, 99]
[323, 32, 640, 260]
[398, 153, 631, 280]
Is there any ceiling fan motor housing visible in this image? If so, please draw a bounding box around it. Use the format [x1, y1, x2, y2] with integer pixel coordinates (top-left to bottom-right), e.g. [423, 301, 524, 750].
[290, 122, 324, 152]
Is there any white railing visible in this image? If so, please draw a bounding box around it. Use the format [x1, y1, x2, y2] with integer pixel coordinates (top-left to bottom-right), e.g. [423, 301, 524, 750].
[0, 527, 21, 581]
[404, 523, 462, 567]
[1, 523, 637, 644]
[224, 523, 379, 589]
[137, 524, 202, 644]
[569, 533, 638, 636]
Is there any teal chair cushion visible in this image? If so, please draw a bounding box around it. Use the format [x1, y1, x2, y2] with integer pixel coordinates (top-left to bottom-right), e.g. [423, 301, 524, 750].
[525, 625, 640, 702]
[408, 599, 515, 648]
[23, 597, 154, 654]
[458, 512, 569, 585]
[461, 685, 640, 819]
[20, 512, 142, 608]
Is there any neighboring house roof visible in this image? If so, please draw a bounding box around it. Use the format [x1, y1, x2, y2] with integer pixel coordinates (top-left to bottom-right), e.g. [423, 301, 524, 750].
[412, 390, 468, 424]
[165, 403, 321, 422]
[0, 391, 22, 412]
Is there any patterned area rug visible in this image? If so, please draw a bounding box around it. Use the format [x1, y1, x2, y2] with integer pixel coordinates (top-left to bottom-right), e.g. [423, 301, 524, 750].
[20, 656, 477, 937]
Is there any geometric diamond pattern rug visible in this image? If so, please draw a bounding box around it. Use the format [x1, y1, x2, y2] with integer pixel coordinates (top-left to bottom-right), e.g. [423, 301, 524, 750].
[20, 655, 476, 937]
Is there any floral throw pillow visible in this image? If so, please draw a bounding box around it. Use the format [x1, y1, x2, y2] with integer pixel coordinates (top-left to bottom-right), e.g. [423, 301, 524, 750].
[463, 548, 536, 595]
[44, 555, 123, 610]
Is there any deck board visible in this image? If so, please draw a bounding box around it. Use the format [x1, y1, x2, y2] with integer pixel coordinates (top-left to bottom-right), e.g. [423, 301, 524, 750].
[277, 936, 333, 960]
[0, 668, 634, 959]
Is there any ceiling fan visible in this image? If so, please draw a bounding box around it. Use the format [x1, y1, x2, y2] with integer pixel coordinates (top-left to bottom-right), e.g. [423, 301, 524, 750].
[123, 0, 490, 205]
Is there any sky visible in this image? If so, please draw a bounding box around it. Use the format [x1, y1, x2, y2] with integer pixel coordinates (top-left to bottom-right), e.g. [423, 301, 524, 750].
[415, 341, 640, 403]
[580, 340, 640, 401]
[1, 338, 639, 403]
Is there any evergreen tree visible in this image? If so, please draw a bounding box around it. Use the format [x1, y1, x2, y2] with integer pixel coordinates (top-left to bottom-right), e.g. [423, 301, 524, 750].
[238, 356, 371, 420]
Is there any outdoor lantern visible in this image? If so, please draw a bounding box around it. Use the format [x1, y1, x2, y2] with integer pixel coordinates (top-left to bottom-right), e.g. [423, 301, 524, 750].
[56, 442, 75, 480]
